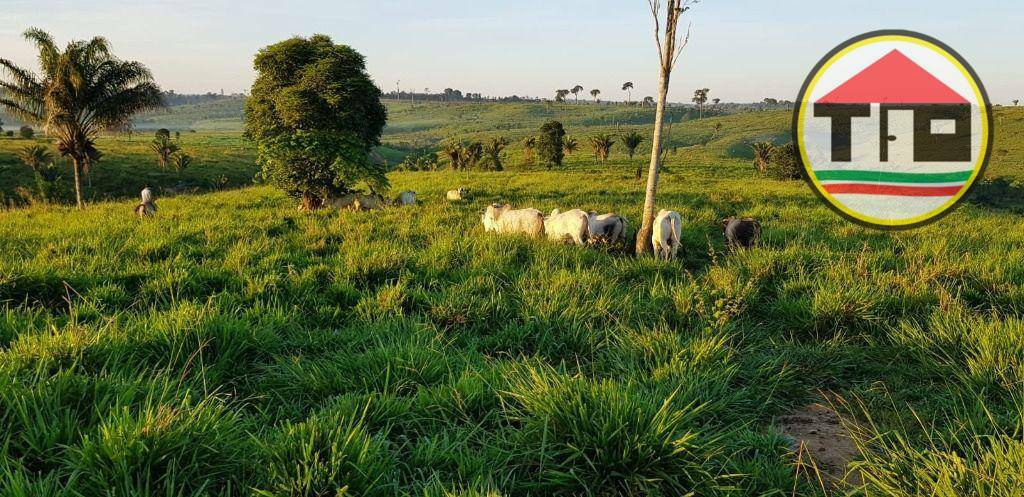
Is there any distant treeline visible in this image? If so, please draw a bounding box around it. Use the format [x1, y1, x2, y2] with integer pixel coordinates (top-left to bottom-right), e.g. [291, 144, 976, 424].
[384, 89, 540, 103]
[161, 91, 246, 107]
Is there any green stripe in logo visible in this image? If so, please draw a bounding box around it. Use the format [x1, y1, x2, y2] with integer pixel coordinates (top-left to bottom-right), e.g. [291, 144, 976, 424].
[813, 169, 974, 183]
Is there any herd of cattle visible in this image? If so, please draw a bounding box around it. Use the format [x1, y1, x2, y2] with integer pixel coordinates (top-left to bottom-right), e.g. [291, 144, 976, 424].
[481, 202, 761, 259]
[135, 186, 761, 258]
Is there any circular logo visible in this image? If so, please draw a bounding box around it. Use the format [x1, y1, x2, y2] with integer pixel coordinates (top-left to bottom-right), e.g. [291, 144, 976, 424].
[794, 30, 991, 229]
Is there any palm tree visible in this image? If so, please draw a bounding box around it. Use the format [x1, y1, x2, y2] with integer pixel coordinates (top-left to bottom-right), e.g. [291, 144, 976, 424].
[521, 136, 536, 165]
[150, 135, 179, 169]
[622, 82, 634, 104]
[571, 85, 584, 104]
[563, 137, 578, 156]
[589, 134, 615, 161]
[590, 88, 601, 103]
[440, 141, 466, 170]
[1014, 99, 1020, 106]
[0, 28, 163, 209]
[16, 144, 52, 172]
[484, 137, 508, 171]
[170, 152, 192, 172]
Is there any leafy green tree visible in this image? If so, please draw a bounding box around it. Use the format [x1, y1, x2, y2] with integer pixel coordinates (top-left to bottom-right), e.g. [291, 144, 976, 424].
[589, 134, 615, 162]
[536, 121, 566, 169]
[18, 125, 34, 139]
[766, 142, 801, 180]
[150, 135, 179, 169]
[244, 35, 387, 210]
[571, 85, 584, 104]
[0, 28, 164, 208]
[692, 88, 709, 118]
[484, 137, 508, 171]
[554, 89, 570, 103]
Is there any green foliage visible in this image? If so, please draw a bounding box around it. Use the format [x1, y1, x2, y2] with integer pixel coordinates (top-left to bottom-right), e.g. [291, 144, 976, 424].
[483, 137, 508, 171]
[17, 126, 33, 139]
[244, 34, 387, 208]
[751, 141, 773, 174]
[155, 128, 171, 140]
[562, 137, 578, 156]
[589, 133, 615, 161]
[622, 130, 644, 158]
[170, 152, 192, 172]
[536, 120, 565, 169]
[0, 28, 164, 208]
[149, 135, 179, 169]
[766, 142, 801, 180]
[395, 149, 440, 171]
[520, 136, 536, 166]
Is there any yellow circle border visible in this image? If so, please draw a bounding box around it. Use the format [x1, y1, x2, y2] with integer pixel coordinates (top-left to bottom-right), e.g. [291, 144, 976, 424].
[794, 31, 991, 229]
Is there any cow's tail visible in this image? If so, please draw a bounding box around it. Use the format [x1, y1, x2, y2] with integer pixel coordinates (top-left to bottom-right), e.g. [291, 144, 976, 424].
[671, 216, 681, 249]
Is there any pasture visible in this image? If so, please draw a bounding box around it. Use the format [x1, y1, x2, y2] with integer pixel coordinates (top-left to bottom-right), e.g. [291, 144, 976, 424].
[1, 101, 1023, 496]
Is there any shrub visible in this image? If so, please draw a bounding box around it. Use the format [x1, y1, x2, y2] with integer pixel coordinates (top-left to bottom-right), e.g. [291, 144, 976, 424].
[395, 149, 440, 171]
[18, 125, 33, 139]
[536, 120, 565, 169]
[5, 131, 13, 137]
[766, 142, 801, 179]
[622, 130, 643, 158]
[751, 141, 773, 174]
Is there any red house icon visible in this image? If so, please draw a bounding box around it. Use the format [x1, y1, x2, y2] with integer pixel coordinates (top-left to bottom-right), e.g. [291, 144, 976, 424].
[813, 49, 971, 163]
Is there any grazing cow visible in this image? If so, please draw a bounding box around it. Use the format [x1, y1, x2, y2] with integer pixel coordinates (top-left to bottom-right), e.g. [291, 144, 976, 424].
[481, 204, 545, 237]
[446, 188, 469, 201]
[395, 190, 416, 206]
[652, 209, 682, 260]
[544, 209, 590, 246]
[586, 212, 627, 245]
[723, 217, 761, 249]
[135, 187, 157, 218]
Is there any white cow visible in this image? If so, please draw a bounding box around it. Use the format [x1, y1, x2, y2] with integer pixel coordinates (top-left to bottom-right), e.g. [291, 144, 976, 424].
[326, 193, 383, 211]
[544, 209, 590, 246]
[586, 212, 627, 245]
[395, 190, 416, 206]
[135, 187, 157, 218]
[652, 209, 682, 260]
[481, 204, 545, 237]
[446, 188, 469, 201]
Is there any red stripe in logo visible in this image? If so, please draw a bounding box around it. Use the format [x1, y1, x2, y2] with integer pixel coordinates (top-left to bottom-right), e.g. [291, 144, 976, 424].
[823, 183, 964, 196]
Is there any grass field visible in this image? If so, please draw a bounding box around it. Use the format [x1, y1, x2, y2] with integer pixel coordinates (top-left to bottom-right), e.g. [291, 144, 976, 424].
[1, 101, 1023, 496]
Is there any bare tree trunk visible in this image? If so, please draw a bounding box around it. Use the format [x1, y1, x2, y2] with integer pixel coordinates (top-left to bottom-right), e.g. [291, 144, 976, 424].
[635, 73, 671, 254]
[71, 157, 84, 209]
[635, 0, 691, 255]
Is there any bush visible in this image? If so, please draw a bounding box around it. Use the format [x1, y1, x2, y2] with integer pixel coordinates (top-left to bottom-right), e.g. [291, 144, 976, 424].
[536, 120, 566, 169]
[18, 125, 33, 139]
[766, 142, 802, 179]
[395, 149, 440, 171]
[5, 131, 13, 137]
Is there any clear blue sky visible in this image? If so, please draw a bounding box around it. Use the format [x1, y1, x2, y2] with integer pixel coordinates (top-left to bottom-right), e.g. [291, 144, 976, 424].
[2, 0, 1020, 103]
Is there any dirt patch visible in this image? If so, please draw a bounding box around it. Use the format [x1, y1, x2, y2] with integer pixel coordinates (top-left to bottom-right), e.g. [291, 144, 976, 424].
[775, 403, 862, 490]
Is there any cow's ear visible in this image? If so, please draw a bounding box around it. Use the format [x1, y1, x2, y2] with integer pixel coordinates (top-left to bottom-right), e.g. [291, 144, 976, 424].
[721, 217, 732, 228]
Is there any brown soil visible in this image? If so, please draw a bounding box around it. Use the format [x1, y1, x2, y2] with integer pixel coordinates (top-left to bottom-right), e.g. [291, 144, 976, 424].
[775, 403, 862, 490]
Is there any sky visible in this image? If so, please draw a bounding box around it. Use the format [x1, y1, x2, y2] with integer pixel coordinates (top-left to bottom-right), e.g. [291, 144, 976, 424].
[1, 0, 1021, 103]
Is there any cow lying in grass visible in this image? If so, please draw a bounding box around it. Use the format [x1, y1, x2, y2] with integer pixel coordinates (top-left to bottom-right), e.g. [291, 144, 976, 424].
[446, 188, 469, 201]
[135, 187, 157, 218]
[326, 193, 384, 211]
[395, 190, 416, 206]
[481, 204, 545, 237]
[545, 209, 590, 246]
